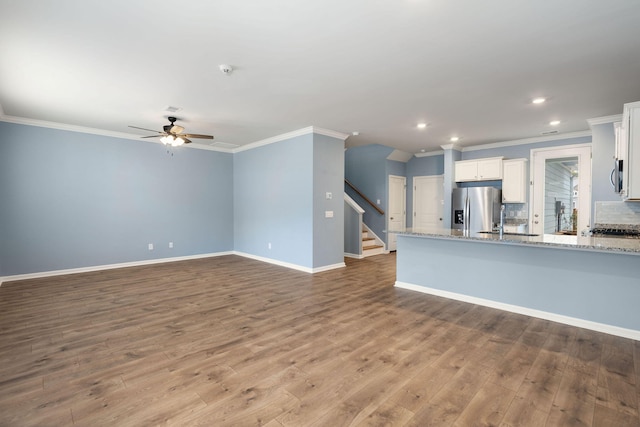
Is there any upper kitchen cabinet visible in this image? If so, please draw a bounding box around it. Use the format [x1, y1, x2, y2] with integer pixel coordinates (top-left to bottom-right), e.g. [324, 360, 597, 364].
[455, 157, 503, 182]
[502, 159, 528, 203]
[617, 101, 640, 200]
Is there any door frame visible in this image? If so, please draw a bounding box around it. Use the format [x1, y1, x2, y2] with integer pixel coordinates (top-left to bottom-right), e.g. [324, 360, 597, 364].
[387, 175, 406, 251]
[530, 144, 592, 235]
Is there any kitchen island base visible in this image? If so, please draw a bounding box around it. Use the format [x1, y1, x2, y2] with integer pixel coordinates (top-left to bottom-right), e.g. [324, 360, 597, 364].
[396, 234, 640, 340]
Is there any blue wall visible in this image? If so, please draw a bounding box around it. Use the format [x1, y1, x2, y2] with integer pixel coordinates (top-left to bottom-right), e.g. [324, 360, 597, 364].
[345, 144, 394, 245]
[313, 134, 345, 267]
[397, 234, 640, 333]
[0, 122, 234, 276]
[234, 134, 314, 268]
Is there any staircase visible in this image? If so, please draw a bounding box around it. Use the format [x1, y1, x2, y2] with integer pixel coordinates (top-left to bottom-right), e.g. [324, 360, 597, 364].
[362, 226, 385, 257]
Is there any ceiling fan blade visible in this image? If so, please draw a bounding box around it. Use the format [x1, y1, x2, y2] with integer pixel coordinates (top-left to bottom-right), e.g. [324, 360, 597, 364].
[170, 125, 185, 134]
[182, 137, 192, 144]
[129, 125, 163, 134]
[141, 135, 162, 139]
[182, 133, 214, 139]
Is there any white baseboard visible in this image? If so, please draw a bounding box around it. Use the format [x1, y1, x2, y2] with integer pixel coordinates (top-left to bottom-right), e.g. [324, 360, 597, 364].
[0, 251, 347, 285]
[0, 252, 234, 285]
[395, 281, 640, 341]
[344, 252, 364, 259]
[233, 251, 345, 273]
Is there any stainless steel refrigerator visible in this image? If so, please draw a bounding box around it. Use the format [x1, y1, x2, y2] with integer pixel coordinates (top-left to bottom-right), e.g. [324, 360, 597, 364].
[452, 187, 502, 233]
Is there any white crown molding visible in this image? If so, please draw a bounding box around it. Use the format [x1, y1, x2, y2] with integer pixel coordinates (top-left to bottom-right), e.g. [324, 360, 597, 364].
[587, 114, 623, 127]
[395, 281, 640, 341]
[233, 126, 349, 153]
[461, 130, 592, 152]
[311, 126, 350, 141]
[0, 113, 238, 153]
[440, 143, 459, 151]
[1, 114, 145, 142]
[414, 150, 445, 158]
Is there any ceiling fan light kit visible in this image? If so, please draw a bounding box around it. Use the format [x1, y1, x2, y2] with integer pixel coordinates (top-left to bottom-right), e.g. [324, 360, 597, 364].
[128, 116, 214, 148]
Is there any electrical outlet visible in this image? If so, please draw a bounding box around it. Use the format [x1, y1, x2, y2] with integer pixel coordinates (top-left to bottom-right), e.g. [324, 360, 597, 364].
[325, 210, 334, 218]
[169, 242, 173, 248]
[148, 243, 154, 251]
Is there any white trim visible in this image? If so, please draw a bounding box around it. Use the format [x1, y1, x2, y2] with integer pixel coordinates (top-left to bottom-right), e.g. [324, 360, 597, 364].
[344, 193, 365, 214]
[461, 130, 592, 152]
[344, 253, 365, 259]
[386, 149, 413, 163]
[395, 281, 640, 341]
[233, 251, 345, 273]
[0, 114, 348, 154]
[529, 143, 592, 235]
[0, 252, 234, 284]
[312, 262, 347, 273]
[233, 126, 349, 153]
[0, 114, 236, 153]
[587, 114, 623, 127]
[414, 150, 444, 158]
[311, 126, 350, 141]
[0, 251, 347, 284]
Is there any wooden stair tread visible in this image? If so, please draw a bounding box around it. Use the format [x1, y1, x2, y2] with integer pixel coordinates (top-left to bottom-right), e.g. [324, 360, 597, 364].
[364, 244, 384, 250]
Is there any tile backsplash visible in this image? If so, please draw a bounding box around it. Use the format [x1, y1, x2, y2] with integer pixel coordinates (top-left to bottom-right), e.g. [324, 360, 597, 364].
[594, 201, 640, 225]
[504, 203, 528, 225]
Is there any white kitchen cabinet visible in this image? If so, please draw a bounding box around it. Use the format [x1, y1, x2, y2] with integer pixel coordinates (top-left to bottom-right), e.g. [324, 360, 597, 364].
[619, 101, 640, 200]
[502, 158, 528, 203]
[454, 157, 503, 182]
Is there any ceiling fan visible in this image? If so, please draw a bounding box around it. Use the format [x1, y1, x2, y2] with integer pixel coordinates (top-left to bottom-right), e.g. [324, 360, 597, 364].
[129, 117, 214, 147]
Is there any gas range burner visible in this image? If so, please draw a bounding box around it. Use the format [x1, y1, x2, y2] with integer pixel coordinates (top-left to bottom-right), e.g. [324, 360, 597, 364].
[591, 223, 640, 238]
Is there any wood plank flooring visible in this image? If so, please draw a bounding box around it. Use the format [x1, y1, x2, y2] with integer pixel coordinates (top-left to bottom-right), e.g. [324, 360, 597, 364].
[1, 253, 639, 426]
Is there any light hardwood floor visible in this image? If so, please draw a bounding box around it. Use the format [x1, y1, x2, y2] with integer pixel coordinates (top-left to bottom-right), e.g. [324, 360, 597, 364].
[1, 254, 639, 426]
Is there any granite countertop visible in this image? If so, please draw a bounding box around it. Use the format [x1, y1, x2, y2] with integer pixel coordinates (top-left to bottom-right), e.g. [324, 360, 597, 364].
[398, 227, 640, 255]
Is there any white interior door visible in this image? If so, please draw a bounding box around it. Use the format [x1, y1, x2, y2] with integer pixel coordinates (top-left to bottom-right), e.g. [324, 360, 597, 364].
[413, 175, 444, 230]
[388, 175, 406, 251]
[530, 144, 592, 236]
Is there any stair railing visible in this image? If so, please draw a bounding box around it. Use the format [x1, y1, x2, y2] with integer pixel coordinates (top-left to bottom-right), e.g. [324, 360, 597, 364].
[344, 179, 385, 215]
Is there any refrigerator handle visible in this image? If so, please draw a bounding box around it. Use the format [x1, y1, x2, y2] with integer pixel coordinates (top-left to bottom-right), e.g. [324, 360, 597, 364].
[465, 195, 470, 233]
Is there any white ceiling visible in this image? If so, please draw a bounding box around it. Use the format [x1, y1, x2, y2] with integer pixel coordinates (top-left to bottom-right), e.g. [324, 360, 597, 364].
[2, 0, 640, 154]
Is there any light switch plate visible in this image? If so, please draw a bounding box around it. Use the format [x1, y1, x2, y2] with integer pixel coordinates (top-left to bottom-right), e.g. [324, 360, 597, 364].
[325, 210, 334, 218]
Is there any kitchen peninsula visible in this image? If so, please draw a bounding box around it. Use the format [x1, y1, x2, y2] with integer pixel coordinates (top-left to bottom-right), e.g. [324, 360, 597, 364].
[395, 229, 640, 340]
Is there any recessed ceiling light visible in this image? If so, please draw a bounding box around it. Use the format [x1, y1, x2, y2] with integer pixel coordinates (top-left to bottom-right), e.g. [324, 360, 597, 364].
[417, 123, 427, 129]
[549, 120, 561, 126]
[450, 136, 459, 142]
[532, 97, 546, 104]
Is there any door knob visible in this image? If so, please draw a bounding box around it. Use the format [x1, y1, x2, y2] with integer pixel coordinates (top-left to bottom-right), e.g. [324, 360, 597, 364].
[534, 220, 539, 224]
[534, 214, 539, 218]
[390, 217, 394, 220]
